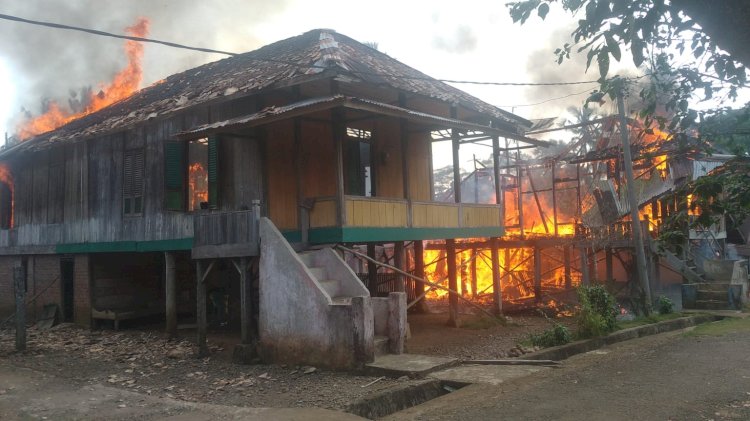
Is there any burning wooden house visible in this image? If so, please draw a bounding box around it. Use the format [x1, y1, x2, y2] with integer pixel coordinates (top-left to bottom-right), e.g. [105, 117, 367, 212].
[0, 29, 552, 368]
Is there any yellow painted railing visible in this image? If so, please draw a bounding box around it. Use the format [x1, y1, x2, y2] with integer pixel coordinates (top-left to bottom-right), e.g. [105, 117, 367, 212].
[308, 196, 502, 229]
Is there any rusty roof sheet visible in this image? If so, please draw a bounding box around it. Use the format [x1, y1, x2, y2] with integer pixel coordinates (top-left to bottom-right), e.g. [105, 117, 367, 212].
[4, 29, 531, 158]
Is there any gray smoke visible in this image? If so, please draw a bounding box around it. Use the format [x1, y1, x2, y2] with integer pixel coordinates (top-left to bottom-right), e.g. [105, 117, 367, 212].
[0, 0, 290, 131]
[433, 25, 478, 54]
[524, 25, 643, 119]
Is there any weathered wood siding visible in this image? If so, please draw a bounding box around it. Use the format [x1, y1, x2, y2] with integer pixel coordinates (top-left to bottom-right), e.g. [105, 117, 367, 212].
[265, 121, 298, 230]
[345, 197, 408, 227]
[373, 119, 404, 199]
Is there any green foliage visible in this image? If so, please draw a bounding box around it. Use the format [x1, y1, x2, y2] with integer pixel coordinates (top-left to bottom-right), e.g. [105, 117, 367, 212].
[658, 157, 750, 251]
[576, 285, 617, 338]
[529, 323, 572, 348]
[507, 0, 748, 151]
[656, 296, 674, 315]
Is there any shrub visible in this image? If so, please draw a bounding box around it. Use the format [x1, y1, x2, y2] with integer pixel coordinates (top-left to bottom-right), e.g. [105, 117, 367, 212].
[529, 323, 572, 348]
[656, 296, 674, 314]
[577, 285, 617, 339]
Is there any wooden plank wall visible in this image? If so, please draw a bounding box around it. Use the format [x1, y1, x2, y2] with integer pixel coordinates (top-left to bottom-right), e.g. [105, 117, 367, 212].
[373, 119, 403, 199]
[264, 121, 297, 230]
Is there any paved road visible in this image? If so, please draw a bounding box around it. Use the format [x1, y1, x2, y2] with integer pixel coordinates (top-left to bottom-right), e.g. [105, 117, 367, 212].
[387, 318, 750, 421]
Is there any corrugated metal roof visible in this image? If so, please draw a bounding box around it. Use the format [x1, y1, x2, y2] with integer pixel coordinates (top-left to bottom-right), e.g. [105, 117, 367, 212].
[177, 95, 550, 147]
[3, 29, 532, 158]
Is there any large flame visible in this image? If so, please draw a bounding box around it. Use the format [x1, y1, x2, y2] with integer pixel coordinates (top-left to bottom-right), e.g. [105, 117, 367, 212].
[16, 18, 150, 140]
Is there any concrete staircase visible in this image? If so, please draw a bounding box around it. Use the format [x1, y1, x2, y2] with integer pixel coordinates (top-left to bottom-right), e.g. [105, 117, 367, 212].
[298, 250, 399, 356]
[687, 282, 738, 310]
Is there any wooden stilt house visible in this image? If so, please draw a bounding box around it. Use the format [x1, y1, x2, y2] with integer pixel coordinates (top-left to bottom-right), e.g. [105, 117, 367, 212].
[0, 29, 542, 367]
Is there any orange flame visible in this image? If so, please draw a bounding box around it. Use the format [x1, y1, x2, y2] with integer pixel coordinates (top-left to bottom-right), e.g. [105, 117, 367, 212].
[0, 163, 14, 228]
[16, 18, 150, 139]
[189, 162, 208, 210]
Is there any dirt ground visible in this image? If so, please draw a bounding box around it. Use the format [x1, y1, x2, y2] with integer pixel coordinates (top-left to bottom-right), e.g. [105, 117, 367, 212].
[0, 306, 571, 412]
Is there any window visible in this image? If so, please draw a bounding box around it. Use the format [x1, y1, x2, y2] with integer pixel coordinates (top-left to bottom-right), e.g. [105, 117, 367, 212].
[188, 138, 209, 210]
[344, 127, 374, 197]
[164, 136, 217, 211]
[123, 149, 144, 216]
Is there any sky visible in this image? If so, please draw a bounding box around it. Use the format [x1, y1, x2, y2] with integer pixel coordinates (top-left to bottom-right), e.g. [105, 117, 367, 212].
[0, 0, 744, 169]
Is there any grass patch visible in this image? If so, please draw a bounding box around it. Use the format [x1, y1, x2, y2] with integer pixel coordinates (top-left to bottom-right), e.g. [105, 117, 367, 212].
[684, 317, 750, 337]
[617, 312, 685, 330]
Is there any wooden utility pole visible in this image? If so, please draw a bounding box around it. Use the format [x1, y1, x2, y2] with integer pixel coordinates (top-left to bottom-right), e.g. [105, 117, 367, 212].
[616, 83, 653, 312]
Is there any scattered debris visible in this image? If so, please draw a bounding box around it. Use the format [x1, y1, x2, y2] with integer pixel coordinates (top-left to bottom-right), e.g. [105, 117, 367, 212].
[361, 376, 385, 388]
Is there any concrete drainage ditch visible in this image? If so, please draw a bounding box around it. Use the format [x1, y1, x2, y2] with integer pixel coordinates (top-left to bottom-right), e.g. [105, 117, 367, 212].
[345, 379, 467, 419]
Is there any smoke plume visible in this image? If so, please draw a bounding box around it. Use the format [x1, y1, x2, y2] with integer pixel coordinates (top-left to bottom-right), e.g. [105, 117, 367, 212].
[0, 0, 290, 134]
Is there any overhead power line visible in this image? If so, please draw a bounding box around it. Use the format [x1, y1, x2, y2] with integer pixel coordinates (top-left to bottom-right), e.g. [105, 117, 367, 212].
[0, 12, 623, 88]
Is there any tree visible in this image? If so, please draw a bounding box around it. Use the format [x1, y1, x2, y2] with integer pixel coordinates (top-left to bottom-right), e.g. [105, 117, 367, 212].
[507, 0, 748, 138]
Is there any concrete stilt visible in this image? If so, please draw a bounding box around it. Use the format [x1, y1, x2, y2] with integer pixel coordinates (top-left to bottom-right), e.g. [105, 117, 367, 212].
[196, 260, 208, 357]
[394, 242, 406, 293]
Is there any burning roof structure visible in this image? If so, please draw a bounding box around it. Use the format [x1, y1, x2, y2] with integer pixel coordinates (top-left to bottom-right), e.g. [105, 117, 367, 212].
[6, 29, 532, 156]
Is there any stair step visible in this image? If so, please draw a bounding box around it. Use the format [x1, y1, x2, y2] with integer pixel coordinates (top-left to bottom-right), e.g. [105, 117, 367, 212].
[374, 335, 390, 356]
[694, 283, 732, 292]
[297, 252, 315, 267]
[696, 290, 728, 301]
[307, 266, 326, 279]
[693, 300, 733, 310]
[320, 279, 340, 297]
[331, 296, 351, 305]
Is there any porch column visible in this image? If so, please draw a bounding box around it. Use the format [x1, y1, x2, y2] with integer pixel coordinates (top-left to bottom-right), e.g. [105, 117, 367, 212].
[534, 246, 542, 303]
[413, 240, 428, 312]
[490, 237, 503, 315]
[446, 239, 460, 327]
[450, 107, 462, 203]
[367, 243, 379, 296]
[332, 109, 347, 226]
[399, 93, 411, 206]
[164, 252, 177, 338]
[394, 242, 406, 293]
[492, 134, 503, 229]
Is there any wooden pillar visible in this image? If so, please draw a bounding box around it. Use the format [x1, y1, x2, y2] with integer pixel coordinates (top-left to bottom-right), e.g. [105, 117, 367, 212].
[552, 163, 559, 236]
[332, 108, 347, 226]
[14, 261, 26, 352]
[605, 247, 614, 285]
[238, 257, 252, 344]
[399, 93, 411, 203]
[588, 249, 596, 283]
[492, 133, 503, 229]
[196, 260, 208, 357]
[164, 252, 177, 338]
[394, 242, 406, 293]
[413, 240, 427, 312]
[563, 245, 572, 289]
[517, 156, 524, 237]
[367, 243, 379, 296]
[490, 238, 503, 315]
[533, 246, 542, 303]
[470, 249, 478, 298]
[446, 239, 460, 327]
[451, 108, 462, 204]
[580, 247, 590, 286]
